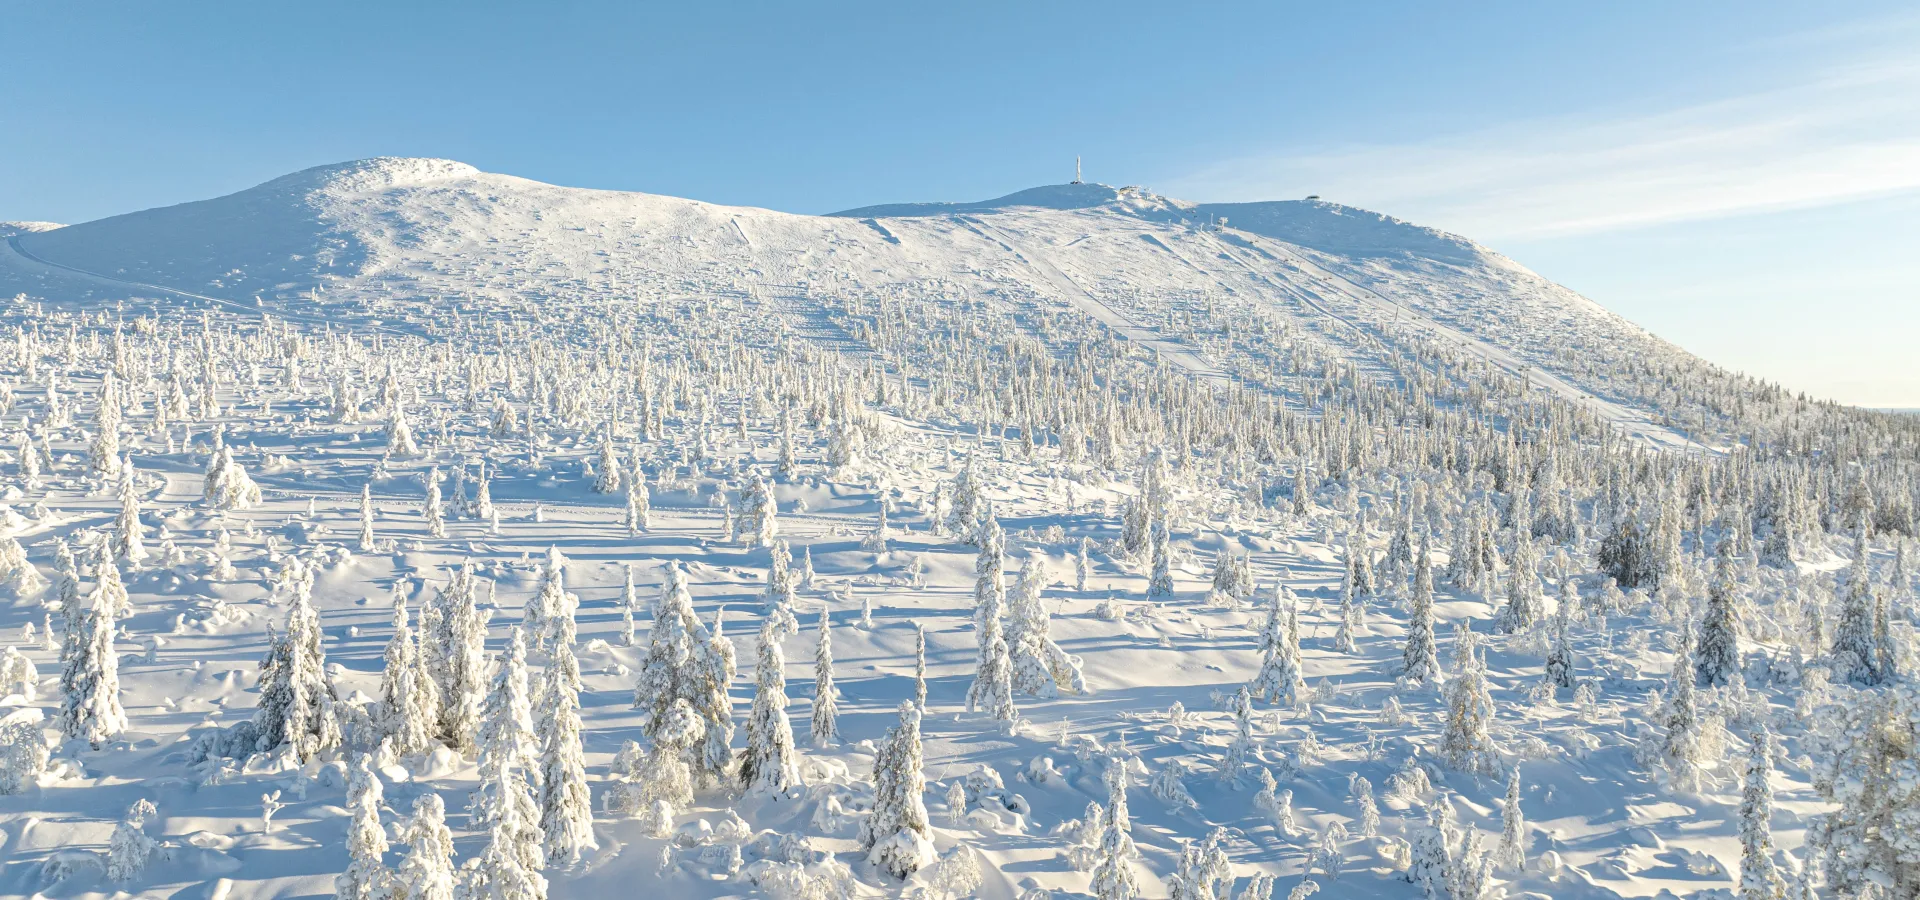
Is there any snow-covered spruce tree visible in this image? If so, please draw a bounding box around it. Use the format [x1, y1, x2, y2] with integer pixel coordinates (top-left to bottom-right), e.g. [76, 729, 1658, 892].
[634, 564, 735, 786]
[740, 616, 804, 795]
[740, 468, 778, 547]
[90, 393, 121, 479]
[524, 546, 574, 656]
[358, 483, 377, 553]
[423, 467, 446, 539]
[1495, 530, 1543, 634]
[1813, 680, 1919, 898]
[59, 598, 127, 748]
[1334, 563, 1360, 654]
[613, 699, 703, 836]
[424, 562, 488, 752]
[1147, 518, 1175, 601]
[105, 798, 159, 882]
[253, 573, 340, 761]
[618, 563, 638, 648]
[1696, 542, 1743, 688]
[949, 455, 985, 542]
[1830, 520, 1889, 686]
[765, 539, 801, 638]
[1, 647, 37, 703]
[52, 539, 81, 661]
[811, 606, 838, 748]
[624, 471, 650, 536]
[1495, 766, 1527, 872]
[1252, 582, 1305, 707]
[112, 457, 146, 563]
[1660, 620, 1705, 791]
[0, 706, 47, 790]
[396, 792, 457, 900]
[537, 606, 595, 866]
[859, 701, 935, 878]
[1089, 761, 1142, 900]
[1076, 536, 1094, 593]
[1352, 775, 1380, 838]
[203, 445, 262, 510]
[1439, 624, 1499, 776]
[1008, 553, 1085, 698]
[336, 755, 392, 900]
[592, 436, 621, 494]
[1408, 800, 1456, 900]
[1221, 686, 1256, 783]
[1349, 517, 1376, 599]
[1544, 578, 1577, 691]
[470, 628, 543, 879]
[1403, 534, 1441, 686]
[913, 622, 929, 710]
[967, 558, 1018, 723]
[458, 774, 549, 900]
[389, 401, 421, 458]
[1738, 728, 1783, 900]
[381, 593, 441, 756]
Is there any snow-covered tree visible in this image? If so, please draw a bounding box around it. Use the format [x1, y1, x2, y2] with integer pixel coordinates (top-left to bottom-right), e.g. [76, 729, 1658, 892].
[913, 622, 929, 710]
[1813, 680, 1919, 898]
[740, 617, 803, 795]
[396, 792, 457, 900]
[1830, 521, 1888, 686]
[967, 518, 1017, 721]
[1147, 519, 1175, 601]
[1697, 542, 1743, 688]
[860, 701, 935, 878]
[1544, 576, 1578, 690]
[1089, 762, 1142, 900]
[592, 436, 621, 494]
[111, 457, 146, 562]
[423, 562, 488, 752]
[811, 606, 838, 748]
[381, 592, 441, 756]
[1252, 582, 1304, 707]
[105, 798, 160, 882]
[740, 468, 778, 547]
[359, 483, 378, 552]
[1008, 553, 1085, 698]
[1403, 535, 1441, 686]
[1738, 728, 1782, 900]
[423, 467, 446, 539]
[609, 699, 703, 835]
[1495, 530, 1543, 634]
[634, 564, 735, 786]
[537, 606, 595, 865]
[524, 546, 574, 656]
[624, 471, 650, 535]
[203, 445, 262, 510]
[470, 628, 542, 879]
[336, 755, 393, 900]
[1439, 624, 1498, 776]
[1660, 621, 1705, 791]
[1495, 766, 1527, 872]
[252, 569, 340, 761]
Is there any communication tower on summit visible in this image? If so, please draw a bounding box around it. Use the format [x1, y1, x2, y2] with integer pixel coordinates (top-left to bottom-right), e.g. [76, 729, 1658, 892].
[1072, 156, 1082, 185]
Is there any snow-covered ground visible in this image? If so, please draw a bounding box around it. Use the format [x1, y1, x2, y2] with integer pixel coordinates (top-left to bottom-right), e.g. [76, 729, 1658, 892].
[0, 158, 1913, 900]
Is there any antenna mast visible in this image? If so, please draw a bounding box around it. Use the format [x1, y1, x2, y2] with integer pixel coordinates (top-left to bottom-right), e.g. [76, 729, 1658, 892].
[1072, 156, 1082, 185]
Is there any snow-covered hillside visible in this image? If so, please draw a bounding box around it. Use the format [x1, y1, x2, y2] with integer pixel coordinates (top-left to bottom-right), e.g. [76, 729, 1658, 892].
[7, 158, 1710, 447]
[0, 159, 1915, 900]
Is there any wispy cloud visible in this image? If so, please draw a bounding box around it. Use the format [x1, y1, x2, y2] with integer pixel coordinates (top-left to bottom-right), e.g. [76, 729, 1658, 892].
[1164, 31, 1920, 240]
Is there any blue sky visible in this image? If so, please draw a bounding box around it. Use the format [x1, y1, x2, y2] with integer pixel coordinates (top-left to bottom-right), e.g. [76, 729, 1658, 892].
[4, 2, 1916, 405]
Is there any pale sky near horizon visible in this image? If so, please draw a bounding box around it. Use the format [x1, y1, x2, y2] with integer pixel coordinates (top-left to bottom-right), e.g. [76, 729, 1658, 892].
[3, 2, 1915, 406]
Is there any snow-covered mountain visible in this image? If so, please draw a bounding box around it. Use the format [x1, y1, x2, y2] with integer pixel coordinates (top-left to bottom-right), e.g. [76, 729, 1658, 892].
[6, 157, 1696, 444]
[1, 157, 1915, 900]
